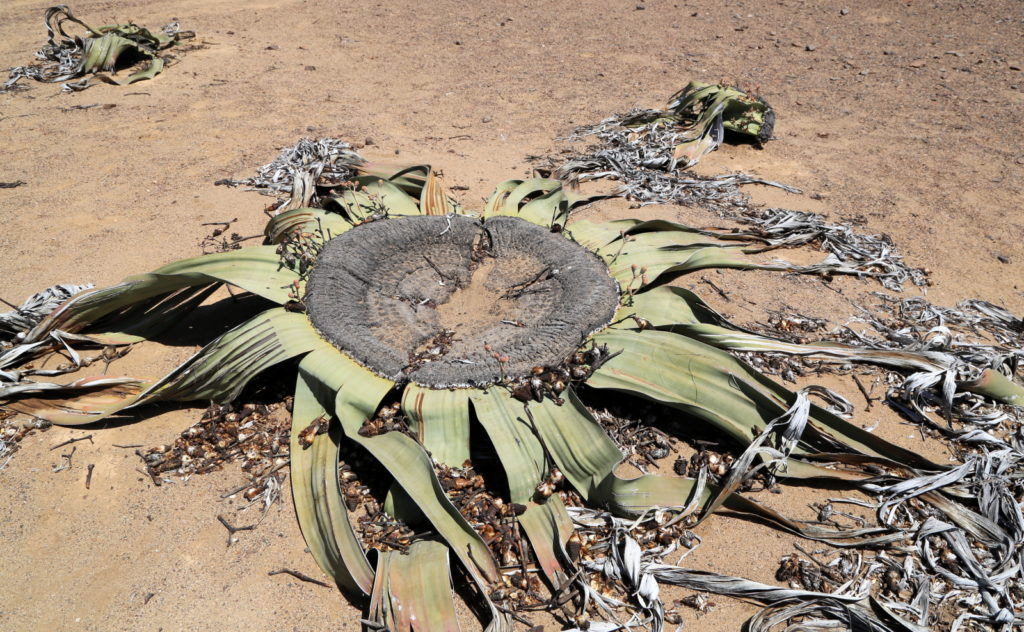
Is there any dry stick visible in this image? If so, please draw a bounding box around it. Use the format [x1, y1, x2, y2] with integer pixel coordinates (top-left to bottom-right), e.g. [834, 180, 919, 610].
[217, 515, 256, 547]
[136, 467, 162, 487]
[134, 449, 162, 486]
[85, 464, 94, 489]
[267, 568, 331, 588]
[50, 434, 93, 450]
[52, 446, 77, 473]
[112, 444, 143, 449]
[700, 277, 730, 302]
[852, 374, 876, 410]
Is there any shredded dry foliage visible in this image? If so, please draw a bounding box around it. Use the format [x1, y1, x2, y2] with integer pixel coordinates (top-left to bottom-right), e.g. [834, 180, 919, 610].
[538, 87, 929, 292]
[214, 137, 365, 212]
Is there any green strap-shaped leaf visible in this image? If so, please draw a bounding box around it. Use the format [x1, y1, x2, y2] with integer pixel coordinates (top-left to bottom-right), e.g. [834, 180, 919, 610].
[609, 244, 755, 287]
[629, 285, 734, 328]
[27, 246, 298, 341]
[483, 180, 524, 216]
[363, 178, 424, 216]
[566, 218, 635, 252]
[356, 163, 432, 197]
[523, 391, 621, 496]
[265, 207, 352, 244]
[89, 283, 222, 345]
[469, 389, 547, 503]
[401, 384, 472, 467]
[484, 179, 562, 225]
[4, 308, 319, 425]
[612, 228, 741, 251]
[139, 308, 320, 404]
[469, 388, 572, 585]
[503, 179, 559, 212]
[528, 389, 709, 517]
[145, 246, 298, 304]
[516, 496, 575, 585]
[311, 349, 500, 585]
[486, 179, 609, 228]
[368, 540, 461, 632]
[630, 286, 948, 373]
[291, 363, 374, 597]
[589, 329, 940, 470]
[588, 329, 777, 445]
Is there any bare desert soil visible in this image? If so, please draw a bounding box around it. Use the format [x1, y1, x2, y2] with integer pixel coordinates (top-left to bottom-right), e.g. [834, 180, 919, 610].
[1, 1, 1022, 630]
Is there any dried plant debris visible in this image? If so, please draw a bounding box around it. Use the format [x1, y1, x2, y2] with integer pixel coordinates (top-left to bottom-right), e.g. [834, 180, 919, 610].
[725, 207, 929, 291]
[590, 404, 677, 473]
[3, 6, 193, 93]
[532, 82, 790, 212]
[0, 283, 91, 344]
[1, 283, 95, 396]
[553, 81, 774, 181]
[830, 294, 1024, 435]
[658, 305, 1024, 631]
[543, 90, 933, 291]
[215, 138, 365, 211]
[198, 218, 262, 254]
[139, 400, 290, 509]
[549, 131, 797, 211]
[0, 413, 51, 470]
[565, 508, 704, 631]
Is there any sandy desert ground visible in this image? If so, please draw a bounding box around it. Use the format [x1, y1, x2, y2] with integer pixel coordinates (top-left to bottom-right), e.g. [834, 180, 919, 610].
[1, 0, 1022, 630]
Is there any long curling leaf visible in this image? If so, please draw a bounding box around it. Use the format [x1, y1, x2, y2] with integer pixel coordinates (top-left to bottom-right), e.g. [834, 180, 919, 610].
[469, 388, 572, 584]
[291, 362, 374, 597]
[26, 246, 299, 342]
[3, 308, 319, 425]
[629, 286, 950, 373]
[138, 308, 319, 404]
[0, 376, 151, 426]
[311, 347, 500, 585]
[589, 329, 940, 470]
[368, 540, 461, 632]
[401, 384, 472, 467]
[265, 207, 352, 244]
[355, 163, 432, 197]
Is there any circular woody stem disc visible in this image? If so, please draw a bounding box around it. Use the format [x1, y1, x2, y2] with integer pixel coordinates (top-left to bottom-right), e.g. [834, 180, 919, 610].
[305, 215, 619, 387]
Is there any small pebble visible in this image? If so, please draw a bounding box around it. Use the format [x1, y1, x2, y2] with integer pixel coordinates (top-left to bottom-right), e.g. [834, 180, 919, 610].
[805, 44, 817, 51]
[839, 7, 849, 15]
[997, 255, 1011, 264]
[364, 137, 375, 146]
[909, 59, 927, 68]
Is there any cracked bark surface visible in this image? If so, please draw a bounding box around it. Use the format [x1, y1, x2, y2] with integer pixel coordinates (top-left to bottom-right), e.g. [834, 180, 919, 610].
[305, 215, 619, 387]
